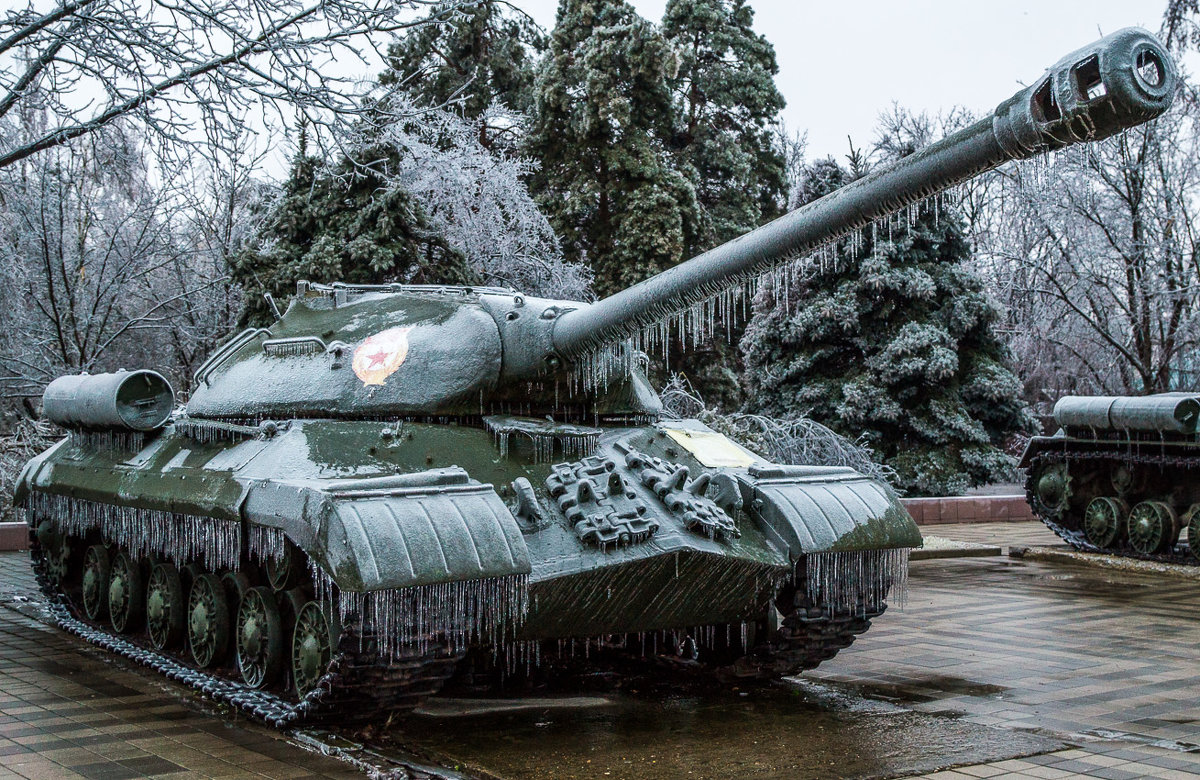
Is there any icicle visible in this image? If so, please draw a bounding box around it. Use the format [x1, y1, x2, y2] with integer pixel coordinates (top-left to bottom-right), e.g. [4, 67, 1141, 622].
[24, 491, 240, 571]
[70, 431, 146, 451]
[175, 418, 264, 443]
[307, 566, 531, 660]
[803, 548, 910, 616]
[247, 525, 286, 563]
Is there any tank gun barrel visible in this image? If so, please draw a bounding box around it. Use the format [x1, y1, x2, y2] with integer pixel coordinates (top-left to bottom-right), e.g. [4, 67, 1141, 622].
[551, 27, 1176, 360]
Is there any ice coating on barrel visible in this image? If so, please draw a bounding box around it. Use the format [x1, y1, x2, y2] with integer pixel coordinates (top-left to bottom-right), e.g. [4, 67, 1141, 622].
[550, 28, 1177, 363]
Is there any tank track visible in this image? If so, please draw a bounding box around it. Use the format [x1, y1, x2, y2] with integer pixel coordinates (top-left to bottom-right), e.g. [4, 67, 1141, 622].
[723, 604, 883, 679]
[1025, 450, 1200, 567]
[28, 531, 463, 729]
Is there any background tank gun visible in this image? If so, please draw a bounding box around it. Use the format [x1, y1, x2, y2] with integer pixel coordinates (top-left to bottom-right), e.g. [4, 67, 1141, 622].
[15, 28, 1177, 728]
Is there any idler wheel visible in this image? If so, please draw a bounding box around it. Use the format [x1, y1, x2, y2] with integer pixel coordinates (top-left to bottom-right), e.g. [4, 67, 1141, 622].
[1083, 497, 1127, 549]
[292, 601, 334, 697]
[237, 586, 285, 689]
[108, 552, 145, 634]
[188, 573, 231, 668]
[146, 563, 186, 651]
[1128, 501, 1179, 555]
[82, 545, 111, 621]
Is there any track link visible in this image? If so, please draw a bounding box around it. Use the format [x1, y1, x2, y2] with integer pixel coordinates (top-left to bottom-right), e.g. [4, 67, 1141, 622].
[724, 604, 882, 679]
[28, 532, 463, 729]
[1025, 450, 1200, 567]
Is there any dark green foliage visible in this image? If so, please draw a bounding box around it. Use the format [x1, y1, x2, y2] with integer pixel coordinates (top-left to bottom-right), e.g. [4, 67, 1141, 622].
[529, 0, 697, 298]
[231, 139, 471, 326]
[741, 157, 1034, 496]
[662, 0, 786, 252]
[381, 1, 544, 146]
[657, 0, 786, 409]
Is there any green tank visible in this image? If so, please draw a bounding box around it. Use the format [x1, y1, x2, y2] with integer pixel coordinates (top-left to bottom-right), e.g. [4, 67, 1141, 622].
[14, 28, 1175, 727]
[1022, 392, 1200, 563]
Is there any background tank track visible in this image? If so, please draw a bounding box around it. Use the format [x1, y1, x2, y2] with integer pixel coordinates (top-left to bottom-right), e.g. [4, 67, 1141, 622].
[27, 529, 463, 729]
[1025, 451, 1200, 567]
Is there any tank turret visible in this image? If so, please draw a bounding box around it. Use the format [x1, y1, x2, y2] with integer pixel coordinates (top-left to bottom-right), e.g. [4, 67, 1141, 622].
[185, 27, 1175, 420]
[15, 28, 1176, 729]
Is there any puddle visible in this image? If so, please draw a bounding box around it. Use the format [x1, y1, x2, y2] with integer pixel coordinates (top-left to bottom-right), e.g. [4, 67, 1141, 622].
[847, 674, 1007, 702]
[416, 697, 615, 718]
[1079, 728, 1200, 754]
[391, 683, 1058, 779]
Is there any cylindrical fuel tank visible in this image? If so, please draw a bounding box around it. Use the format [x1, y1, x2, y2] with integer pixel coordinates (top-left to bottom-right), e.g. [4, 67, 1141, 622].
[1053, 394, 1200, 434]
[43, 370, 175, 431]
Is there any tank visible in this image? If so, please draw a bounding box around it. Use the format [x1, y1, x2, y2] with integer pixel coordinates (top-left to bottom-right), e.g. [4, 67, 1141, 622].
[13, 28, 1175, 728]
[1021, 391, 1200, 563]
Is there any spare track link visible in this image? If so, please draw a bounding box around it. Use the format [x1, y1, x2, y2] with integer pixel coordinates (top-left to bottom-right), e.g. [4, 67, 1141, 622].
[27, 533, 463, 729]
[1025, 450, 1200, 567]
[731, 605, 882, 678]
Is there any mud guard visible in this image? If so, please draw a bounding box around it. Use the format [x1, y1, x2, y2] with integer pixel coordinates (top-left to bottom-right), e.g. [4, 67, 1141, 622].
[241, 467, 531, 592]
[737, 464, 921, 558]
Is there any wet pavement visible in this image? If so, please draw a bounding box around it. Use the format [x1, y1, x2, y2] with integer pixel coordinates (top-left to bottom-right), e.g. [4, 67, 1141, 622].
[2, 522, 1200, 778]
[0, 554, 364, 780]
[400, 683, 1056, 778]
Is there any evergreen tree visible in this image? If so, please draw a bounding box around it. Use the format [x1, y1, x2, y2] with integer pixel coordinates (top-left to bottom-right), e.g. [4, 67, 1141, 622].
[740, 155, 1033, 496]
[231, 130, 471, 325]
[662, 0, 786, 252]
[658, 0, 787, 408]
[381, 1, 544, 149]
[529, 0, 697, 298]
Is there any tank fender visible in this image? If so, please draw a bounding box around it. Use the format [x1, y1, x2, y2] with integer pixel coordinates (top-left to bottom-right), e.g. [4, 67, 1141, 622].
[242, 467, 531, 592]
[1017, 431, 1066, 468]
[11, 437, 68, 509]
[736, 464, 921, 557]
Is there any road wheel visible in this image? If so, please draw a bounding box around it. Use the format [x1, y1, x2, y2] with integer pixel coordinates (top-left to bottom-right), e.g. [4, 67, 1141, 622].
[146, 563, 186, 651]
[1083, 497, 1127, 549]
[108, 552, 145, 634]
[82, 545, 111, 621]
[1128, 501, 1178, 555]
[188, 573, 231, 668]
[266, 541, 304, 592]
[237, 586, 285, 689]
[292, 601, 333, 697]
[1187, 506, 1200, 560]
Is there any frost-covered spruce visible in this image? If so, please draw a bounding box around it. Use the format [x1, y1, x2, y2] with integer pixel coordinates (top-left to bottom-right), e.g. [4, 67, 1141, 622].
[381, 0, 545, 148]
[741, 155, 1035, 496]
[529, 0, 698, 298]
[659, 0, 788, 409]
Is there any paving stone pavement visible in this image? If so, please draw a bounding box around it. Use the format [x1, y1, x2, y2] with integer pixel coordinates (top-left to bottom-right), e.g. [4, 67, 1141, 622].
[813, 521, 1200, 779]
[0, 553, 361, 780]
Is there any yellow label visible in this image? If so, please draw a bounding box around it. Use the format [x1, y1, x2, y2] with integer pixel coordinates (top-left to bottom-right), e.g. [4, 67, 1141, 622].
[663, 428, 756, 468]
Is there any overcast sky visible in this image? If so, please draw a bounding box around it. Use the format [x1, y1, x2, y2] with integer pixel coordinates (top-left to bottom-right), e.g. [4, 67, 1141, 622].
[515, 0, 1192, 162]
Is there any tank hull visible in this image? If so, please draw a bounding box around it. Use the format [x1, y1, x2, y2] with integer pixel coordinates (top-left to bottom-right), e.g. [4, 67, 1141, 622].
[1021, 402, 1200, 565]
[17, 417, 918, 725]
